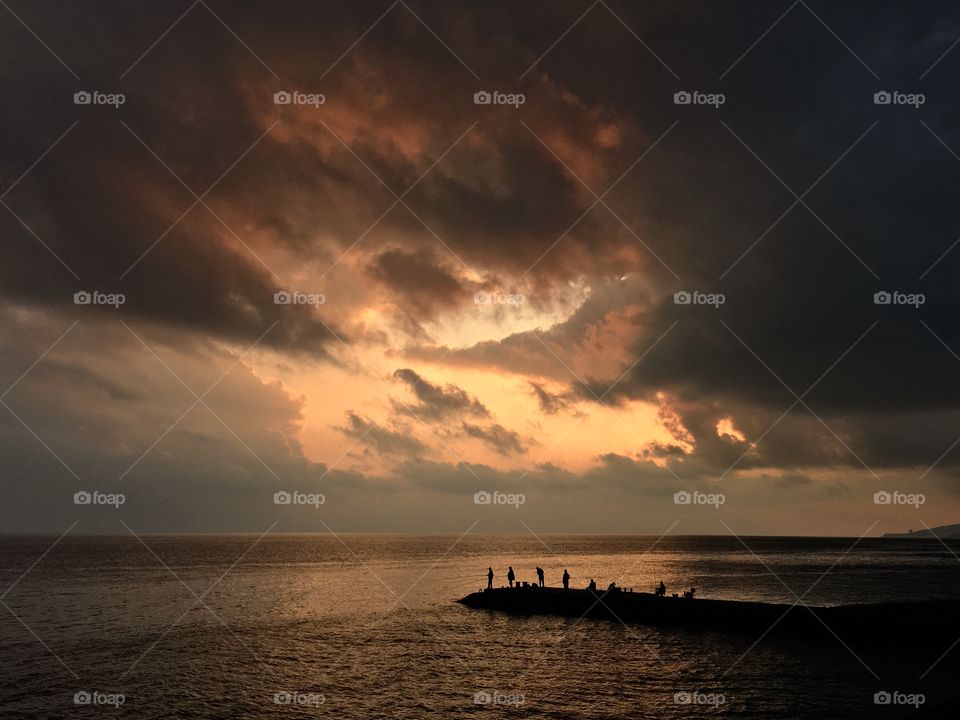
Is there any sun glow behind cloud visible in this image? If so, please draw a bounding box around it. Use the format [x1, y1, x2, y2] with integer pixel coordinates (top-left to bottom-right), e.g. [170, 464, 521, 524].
[259, 267, 681, 480]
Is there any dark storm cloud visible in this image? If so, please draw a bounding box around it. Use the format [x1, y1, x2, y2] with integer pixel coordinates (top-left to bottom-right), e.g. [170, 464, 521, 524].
[390, 1, 960, 476]
[460, 422, 529, 456]
[581, 4, 960, 469]
[0, 10, 351, 357]
[1, 0, 666, 357]
[367, 247, 466, 316]
[4, 0, 960, 535]
[392, 368, 489, 421]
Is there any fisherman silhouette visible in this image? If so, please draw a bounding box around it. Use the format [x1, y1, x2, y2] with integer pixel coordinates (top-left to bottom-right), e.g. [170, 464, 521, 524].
[536, 566, 544, 587]
[588, 579, 596, 592]
[656, 580, 666, 597]
[487, 567, 494, 590]
[507, 566, 515, 588]
[607, 581, 617, 592]
[562, 569, 570, 590]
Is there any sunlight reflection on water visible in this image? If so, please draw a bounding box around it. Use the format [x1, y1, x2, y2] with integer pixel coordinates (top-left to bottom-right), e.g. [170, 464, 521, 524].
[2, 534, 958, 718]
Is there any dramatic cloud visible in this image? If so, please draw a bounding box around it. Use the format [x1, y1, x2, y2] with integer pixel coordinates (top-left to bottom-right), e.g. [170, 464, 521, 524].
[3, 1, 960, 533]
[335, 412, 426, 457]
[392, 368, 489, 422]
[367, 248, 467, 317]
[461, 422, 529, 456]
[530, 382, 581, 416]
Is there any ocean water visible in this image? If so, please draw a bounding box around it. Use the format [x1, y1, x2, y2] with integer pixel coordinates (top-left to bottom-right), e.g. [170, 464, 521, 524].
[2, 534, 959, 718]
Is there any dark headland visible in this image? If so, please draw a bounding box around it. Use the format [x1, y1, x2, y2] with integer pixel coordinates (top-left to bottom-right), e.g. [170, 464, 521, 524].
[883, 522, 960, 539]
[458, 586, 960, 648]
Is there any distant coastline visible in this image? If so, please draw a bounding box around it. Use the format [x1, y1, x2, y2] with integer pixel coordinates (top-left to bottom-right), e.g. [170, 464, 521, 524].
[884, 523, 960, 539]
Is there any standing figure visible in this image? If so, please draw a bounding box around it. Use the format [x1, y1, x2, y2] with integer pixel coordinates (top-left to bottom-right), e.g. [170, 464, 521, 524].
[562, 569, 570, 590]
[536, 566, 545, 587]
[507, 566, 515, 588]
[487, 567, 494, 590]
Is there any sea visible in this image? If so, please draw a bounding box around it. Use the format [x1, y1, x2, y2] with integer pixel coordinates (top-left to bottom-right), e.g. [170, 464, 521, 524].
[1, 534, 959, 718]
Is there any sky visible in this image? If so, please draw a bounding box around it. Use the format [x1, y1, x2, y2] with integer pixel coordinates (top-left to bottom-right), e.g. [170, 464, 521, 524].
[2, 0, 960, 535]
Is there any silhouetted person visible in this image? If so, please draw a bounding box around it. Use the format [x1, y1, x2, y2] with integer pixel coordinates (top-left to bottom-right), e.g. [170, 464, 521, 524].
[536, 566, 544, 587]
[562, 569, 570, 590]
[683, 587, 696, 599]
[607, 581, 617, 592]
[656, 580, 666, 597]
[487, 567, 493, 590]
[507, 566, 515, 588]
[588, 579, 596, 592]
